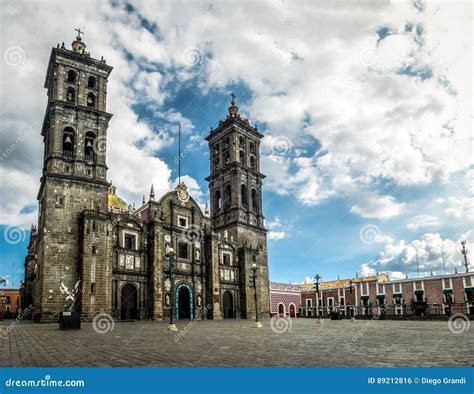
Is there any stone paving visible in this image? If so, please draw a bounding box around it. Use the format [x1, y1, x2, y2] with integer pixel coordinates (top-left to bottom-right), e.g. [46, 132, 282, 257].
[0, 318, 472, 367]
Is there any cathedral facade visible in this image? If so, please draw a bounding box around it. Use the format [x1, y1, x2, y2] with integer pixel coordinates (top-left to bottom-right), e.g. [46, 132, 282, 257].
[21, 34, 270, 323]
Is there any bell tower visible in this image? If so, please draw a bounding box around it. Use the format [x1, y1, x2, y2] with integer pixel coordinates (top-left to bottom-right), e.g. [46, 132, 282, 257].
[33, 30, 113, 322]
[206, 95, 270, 319]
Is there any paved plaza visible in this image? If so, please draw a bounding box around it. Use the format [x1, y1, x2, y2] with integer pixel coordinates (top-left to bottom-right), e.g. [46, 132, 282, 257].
[1, 318, 472, 367]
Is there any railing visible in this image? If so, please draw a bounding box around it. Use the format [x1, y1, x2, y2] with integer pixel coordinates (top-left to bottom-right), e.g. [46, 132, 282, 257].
[62, 150, 74, 159]
[299, 302, 474, 319]
[84, 153, 96, 163]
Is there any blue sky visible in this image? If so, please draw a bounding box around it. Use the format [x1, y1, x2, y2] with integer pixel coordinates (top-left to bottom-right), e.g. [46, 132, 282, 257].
[0, 0, 472, 288]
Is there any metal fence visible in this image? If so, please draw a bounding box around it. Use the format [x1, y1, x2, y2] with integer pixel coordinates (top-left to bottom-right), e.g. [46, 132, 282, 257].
[299, 302, 474, 320]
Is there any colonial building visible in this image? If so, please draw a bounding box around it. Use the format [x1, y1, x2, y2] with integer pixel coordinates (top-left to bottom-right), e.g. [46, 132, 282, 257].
[21, 33, 270, 323]
[0, 288, 20, 319]
[269, 282, 300, 317]
[298, 272, 474, 319]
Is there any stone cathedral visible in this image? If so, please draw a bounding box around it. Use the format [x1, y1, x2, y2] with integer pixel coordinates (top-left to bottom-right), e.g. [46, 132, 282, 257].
[22, 33, 270, 323]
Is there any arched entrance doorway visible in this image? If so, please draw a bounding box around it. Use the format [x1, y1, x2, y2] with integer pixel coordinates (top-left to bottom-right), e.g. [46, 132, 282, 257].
[278, 303, 285, 317]
[289, 304, 296, 318]
[121, 283, 138, 320]
[176, 283, 193, 320]
[222, 291, 234, 319]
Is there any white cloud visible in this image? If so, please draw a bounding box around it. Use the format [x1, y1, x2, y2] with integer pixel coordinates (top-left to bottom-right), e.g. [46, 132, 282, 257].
[351, 194, 406, 220]
[268, 231, 287, 241]
[266, 217, 288, 242]
[1, 0, 472, 229]
[444, 196, 474, 222]
[407, 214, 440, 231]
[359, 232, 473, 277]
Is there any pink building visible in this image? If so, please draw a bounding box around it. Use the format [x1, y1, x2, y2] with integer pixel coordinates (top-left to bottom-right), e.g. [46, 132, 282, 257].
[269, 282, 301, 317]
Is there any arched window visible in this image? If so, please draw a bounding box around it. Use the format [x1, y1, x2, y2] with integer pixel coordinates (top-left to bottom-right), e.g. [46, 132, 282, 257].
[252, 188, 258, 211]
[67, 70, 76, 83]
[213, 144, 219, 156]
[239, 136, 245, 147]
[214, 190, 221, 211]
[87, 76, 96, 89]
[239, 150, 245, 165]
[224, 184, 232, 207]
[62, 127, 75, 157]
[214, 158, 219, 171]
[224, 136, 230, 148]
[84, 131, 96, 160]
[249, 142, 255, 154]
[87, 92, 96, 108]
[66, 87, 75, 103]
[241, 184, 248, 206]
[224, 151, 230, 165]
[250, 156, 256, 170]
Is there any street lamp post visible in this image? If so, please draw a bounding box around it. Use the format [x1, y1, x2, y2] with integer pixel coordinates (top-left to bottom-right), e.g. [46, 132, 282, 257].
[251, 263, 262, 328]
[0, 277, 6, 321]
[349, 280, 355, 321]
[461, 240, 470, 273]
[314, 274, 322, 325]
[165, 246, 178, 332]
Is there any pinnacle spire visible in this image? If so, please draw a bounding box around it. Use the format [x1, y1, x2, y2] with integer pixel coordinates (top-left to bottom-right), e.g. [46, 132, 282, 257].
[149, 184, 155, 200]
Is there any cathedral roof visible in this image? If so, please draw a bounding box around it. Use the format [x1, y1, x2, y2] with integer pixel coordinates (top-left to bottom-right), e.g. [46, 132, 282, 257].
[108, 185, 129, 212]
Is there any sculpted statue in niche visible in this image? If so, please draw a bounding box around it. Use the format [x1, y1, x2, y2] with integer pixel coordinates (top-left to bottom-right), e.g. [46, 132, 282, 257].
[196, 294, 202, 307]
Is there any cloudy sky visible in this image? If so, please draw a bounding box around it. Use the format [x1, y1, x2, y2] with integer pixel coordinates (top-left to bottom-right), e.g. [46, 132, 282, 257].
[0, 0, 472, 287]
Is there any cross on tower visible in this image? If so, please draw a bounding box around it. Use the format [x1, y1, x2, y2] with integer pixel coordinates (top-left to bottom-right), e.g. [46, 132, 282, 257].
[74, 27, 85, 39]
[230, 92, 236, 105]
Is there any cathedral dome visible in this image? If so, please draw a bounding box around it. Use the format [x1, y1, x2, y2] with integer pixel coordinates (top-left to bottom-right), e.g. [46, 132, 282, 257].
[108, 185, 128, 213]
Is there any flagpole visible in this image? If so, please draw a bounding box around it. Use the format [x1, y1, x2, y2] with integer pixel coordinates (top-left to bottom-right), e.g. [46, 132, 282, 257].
[178, 123, 181, 185]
